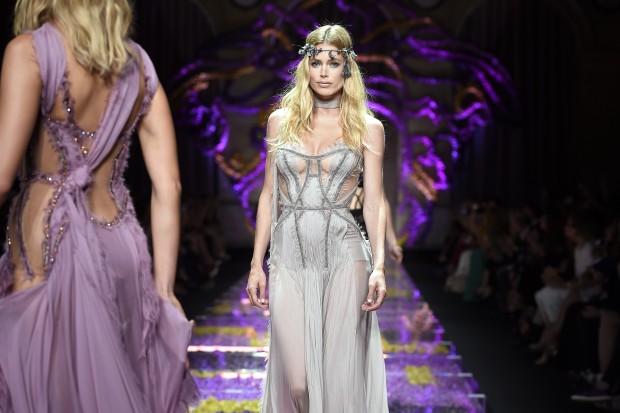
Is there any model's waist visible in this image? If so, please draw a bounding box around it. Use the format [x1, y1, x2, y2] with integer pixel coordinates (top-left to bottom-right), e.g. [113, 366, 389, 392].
[281, 204, 350, 211]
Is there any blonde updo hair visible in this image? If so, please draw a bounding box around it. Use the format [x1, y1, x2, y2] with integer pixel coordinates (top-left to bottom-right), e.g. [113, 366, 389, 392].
[271, 24, 373, 151]
[13, 0, 135, 79]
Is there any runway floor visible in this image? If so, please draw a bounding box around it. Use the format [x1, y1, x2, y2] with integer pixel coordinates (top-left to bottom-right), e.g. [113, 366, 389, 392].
[188, 263, 486, 412]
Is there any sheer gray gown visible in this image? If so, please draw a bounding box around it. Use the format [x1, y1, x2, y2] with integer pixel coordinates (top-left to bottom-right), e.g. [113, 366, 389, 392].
[261, 141, 388, 413]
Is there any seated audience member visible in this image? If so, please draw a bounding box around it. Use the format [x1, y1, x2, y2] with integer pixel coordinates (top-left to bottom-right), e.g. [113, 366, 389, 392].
[571, 218, 620, 402]
[445, 204, 482, 294]
[531, 209, 601, 360]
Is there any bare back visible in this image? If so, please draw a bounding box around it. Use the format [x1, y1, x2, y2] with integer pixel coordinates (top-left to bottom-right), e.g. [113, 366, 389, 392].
[6, 23, 154, 293]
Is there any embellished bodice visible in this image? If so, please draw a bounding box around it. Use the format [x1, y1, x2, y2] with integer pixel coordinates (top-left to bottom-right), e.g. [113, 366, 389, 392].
[272, 142, 365, 269]
[275, 142, 362, 211]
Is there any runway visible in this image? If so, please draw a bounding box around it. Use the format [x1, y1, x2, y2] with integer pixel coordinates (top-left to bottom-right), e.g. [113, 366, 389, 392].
[188, 263, 486, 412]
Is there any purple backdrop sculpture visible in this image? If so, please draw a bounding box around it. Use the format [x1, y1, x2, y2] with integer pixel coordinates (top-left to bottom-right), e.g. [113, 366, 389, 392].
[170, 0, 516, 243]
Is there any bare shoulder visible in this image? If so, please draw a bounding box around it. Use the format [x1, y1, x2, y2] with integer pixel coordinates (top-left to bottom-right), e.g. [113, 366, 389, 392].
[364, 114, 385, 153]
[266, 108, 286, 137]
[365, 114, 384, 130]
[268, 108, 286, 126]
[3, 33, 37, 64]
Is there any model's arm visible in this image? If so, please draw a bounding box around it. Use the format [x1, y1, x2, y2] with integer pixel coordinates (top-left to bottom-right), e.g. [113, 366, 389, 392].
[361, 118, 387, 312]
[0, 35, 40, 207]
[137, 84, 185, 316]
[385, 196, 403, 264]
[246, 111, 281, 310]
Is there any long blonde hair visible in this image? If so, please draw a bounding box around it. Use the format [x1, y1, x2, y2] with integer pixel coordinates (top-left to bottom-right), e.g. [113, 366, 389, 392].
[273, 24, 373, 151]
[13, 0, 134, 79]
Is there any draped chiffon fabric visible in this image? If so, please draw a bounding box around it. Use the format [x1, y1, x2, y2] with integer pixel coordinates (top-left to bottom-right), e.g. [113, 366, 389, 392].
[261, 142, 389, 413]
[0, 23, 198, 413]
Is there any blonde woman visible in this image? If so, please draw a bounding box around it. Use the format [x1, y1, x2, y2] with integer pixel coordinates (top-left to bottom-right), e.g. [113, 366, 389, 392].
[246, 25, 389, 412]
[0, 0, 197, 411]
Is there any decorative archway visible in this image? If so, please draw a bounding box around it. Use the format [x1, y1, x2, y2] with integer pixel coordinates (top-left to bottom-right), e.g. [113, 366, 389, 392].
[170, 0, 516, 244]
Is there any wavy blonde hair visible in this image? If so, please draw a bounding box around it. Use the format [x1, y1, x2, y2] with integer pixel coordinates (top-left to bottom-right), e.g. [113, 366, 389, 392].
[272, 24, 373, 151]
[13, 0, 134, 79]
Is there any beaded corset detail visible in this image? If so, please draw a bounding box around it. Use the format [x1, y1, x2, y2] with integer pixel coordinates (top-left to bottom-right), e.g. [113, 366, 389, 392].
[273, 142, 365, 269]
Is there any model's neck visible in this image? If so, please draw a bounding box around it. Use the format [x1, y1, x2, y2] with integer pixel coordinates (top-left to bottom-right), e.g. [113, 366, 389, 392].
[313, 95, 341, 109]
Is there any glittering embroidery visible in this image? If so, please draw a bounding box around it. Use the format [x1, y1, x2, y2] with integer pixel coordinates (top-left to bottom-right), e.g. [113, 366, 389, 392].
[90, 140, 130, 228]
[73, 130, 95, 156]
[274, 143, 364, 270]
[41, 120, 69, 274]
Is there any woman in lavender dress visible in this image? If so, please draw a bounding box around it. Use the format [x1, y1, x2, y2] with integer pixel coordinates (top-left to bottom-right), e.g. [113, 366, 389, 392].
[0, 0, 198, 411]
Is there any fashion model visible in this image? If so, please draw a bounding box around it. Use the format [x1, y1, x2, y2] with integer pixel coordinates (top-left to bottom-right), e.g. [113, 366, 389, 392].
[0, 1, 198, 411]
[247, 24, 389, 413]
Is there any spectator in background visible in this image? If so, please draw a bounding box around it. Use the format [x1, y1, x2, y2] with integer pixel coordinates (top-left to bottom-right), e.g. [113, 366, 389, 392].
[532, 209, 602, 363]
[570, 218, 620, 402]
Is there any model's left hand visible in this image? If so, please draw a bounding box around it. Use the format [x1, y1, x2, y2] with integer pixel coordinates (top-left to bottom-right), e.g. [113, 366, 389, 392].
[362, 270, 387, 312]
[158, 290, 193, 369]
[387, 241, 403, 264]
[159, 290, 188, 318]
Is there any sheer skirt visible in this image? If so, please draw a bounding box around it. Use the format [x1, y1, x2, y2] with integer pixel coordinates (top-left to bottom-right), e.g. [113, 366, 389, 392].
[262, 211, 388, 413]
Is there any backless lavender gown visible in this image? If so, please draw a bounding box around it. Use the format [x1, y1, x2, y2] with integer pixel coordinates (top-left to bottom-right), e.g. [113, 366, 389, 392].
[0, 23, 198, 412]
[261, 142, 389, 413]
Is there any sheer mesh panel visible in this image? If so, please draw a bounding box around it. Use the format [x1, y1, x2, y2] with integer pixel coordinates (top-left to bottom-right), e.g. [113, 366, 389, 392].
[349, 184, 364, 211]
[277, 146, 361, 209]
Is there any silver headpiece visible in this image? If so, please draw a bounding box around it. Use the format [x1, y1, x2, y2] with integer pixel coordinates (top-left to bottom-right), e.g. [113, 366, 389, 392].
[298, 44, 358, 78]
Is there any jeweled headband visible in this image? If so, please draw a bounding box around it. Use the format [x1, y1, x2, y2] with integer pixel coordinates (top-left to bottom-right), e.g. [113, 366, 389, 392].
[298, 44, 357, 78]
